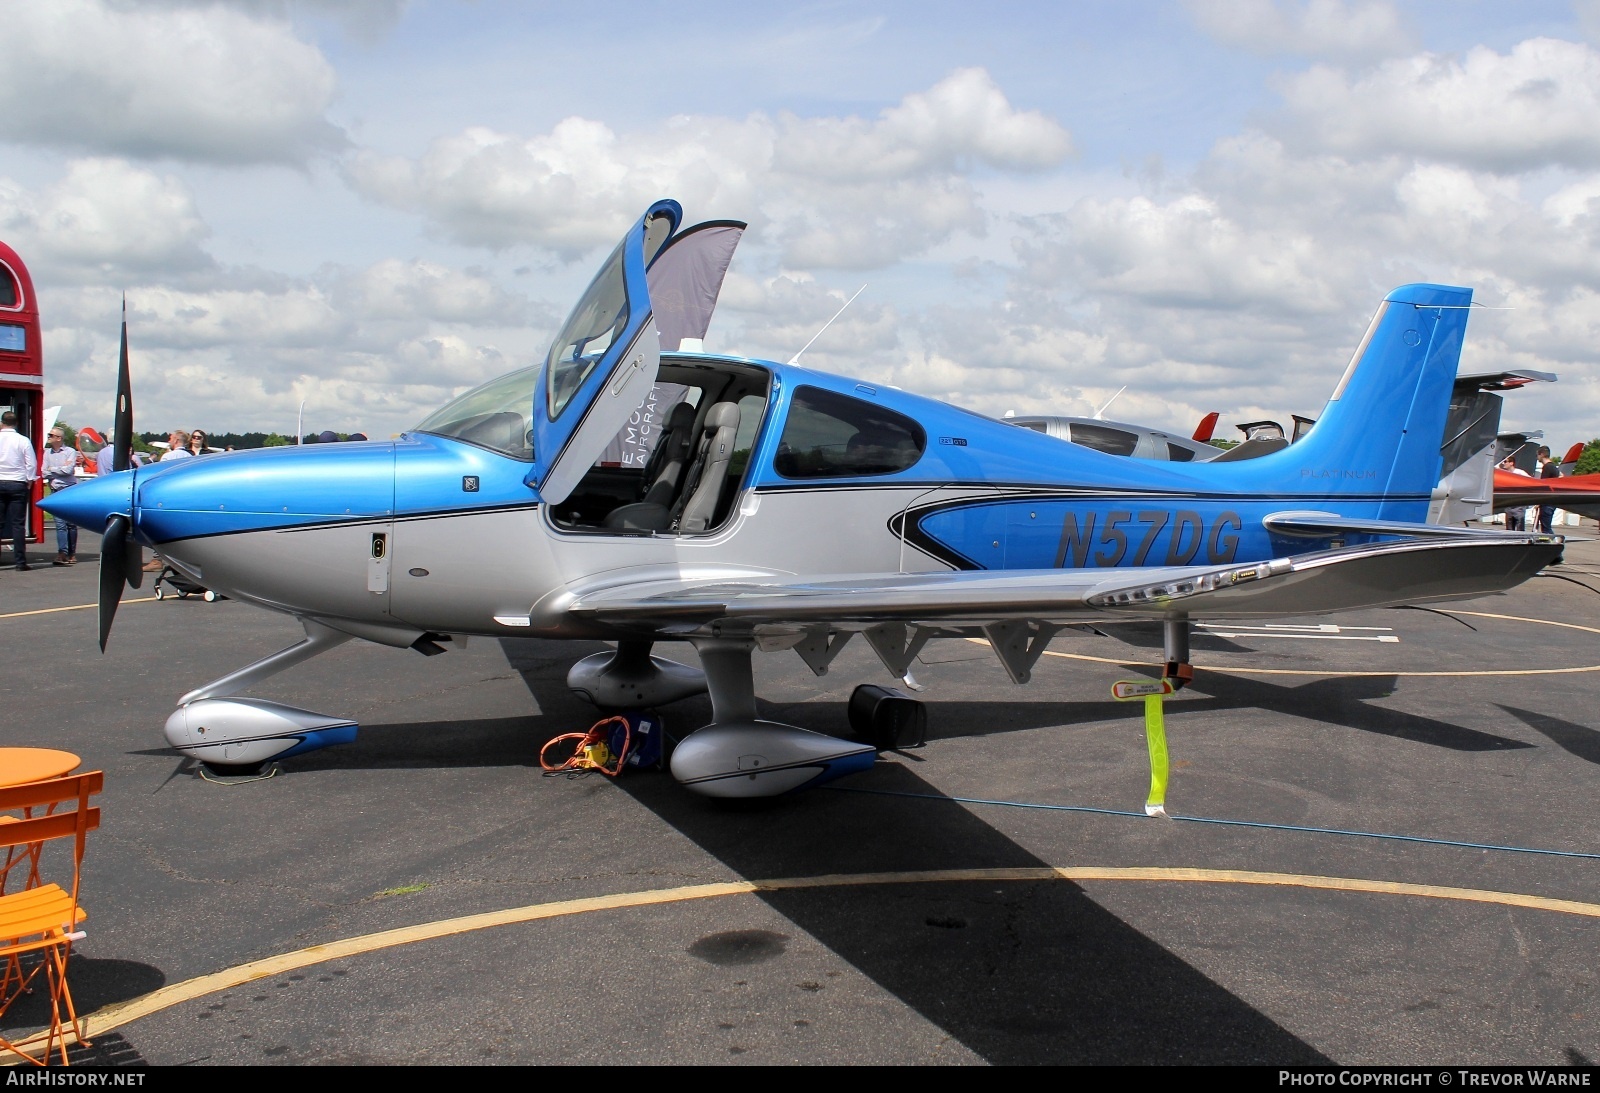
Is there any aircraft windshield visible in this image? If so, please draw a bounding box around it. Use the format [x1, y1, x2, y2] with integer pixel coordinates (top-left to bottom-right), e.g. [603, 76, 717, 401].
[413, 366, 537, 460]
[546, 239, 629, 422]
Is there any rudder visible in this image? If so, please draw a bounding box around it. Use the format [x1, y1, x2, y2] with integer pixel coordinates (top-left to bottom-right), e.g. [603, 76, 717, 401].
[1286, 283, 1472, 519]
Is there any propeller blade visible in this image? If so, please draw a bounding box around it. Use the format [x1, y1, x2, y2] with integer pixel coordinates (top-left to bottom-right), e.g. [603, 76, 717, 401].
[125, 530, 144, 590]
[111, 300, 134, 473]
[99, 513, 129, 652]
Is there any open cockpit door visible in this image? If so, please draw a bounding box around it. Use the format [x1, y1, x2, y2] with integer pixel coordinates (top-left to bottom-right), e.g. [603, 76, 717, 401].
[529, 199, 681, 505]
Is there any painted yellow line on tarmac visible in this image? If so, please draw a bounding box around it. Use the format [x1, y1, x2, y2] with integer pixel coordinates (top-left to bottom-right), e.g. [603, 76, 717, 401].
[0, 597, 157, 621]
[9, 865, 1600, 1062]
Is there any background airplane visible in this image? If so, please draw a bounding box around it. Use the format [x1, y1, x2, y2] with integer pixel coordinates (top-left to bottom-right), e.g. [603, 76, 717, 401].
[1001, 412, 1221, 463]
[45, 201, 1561, 797]
[1024, 370, 1567, 530]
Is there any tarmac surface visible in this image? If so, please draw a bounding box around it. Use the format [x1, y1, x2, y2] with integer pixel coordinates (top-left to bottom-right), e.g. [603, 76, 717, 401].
[4, 527, 1600, 1065]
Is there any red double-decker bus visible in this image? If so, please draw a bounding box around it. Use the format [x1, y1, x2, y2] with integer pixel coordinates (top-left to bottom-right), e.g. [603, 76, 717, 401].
[0, 239, 45, 545]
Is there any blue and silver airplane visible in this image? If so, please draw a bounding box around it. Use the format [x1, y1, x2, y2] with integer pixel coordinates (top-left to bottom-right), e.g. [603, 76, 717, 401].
[46, 200, 1562, 796]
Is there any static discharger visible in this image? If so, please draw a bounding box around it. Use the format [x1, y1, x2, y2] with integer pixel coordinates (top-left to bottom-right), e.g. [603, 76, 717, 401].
[1112, 678, 1176, 817]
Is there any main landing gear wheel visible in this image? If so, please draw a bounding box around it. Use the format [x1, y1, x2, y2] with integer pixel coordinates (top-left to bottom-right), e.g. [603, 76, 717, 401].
[200, 760, 266, 778]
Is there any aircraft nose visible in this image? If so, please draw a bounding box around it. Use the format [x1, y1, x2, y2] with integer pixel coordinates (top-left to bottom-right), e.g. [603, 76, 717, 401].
[39, 471, 134, 532]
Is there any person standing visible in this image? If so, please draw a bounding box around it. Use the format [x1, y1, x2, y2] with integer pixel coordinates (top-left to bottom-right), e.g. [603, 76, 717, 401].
[1537, 445, 1561, 534]
[1500, 456, 1531, 531]
[188, 430, 208, 455]
[0, 410, 38, 570]
[41, 427, 80, 565]
[160, 430, 193, 461]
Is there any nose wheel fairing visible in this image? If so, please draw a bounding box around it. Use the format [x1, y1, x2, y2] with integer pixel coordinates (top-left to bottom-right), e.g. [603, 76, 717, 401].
[165, 698, 357, 769]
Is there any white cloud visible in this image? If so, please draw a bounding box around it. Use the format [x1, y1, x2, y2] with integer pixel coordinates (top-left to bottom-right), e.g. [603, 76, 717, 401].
[714, 271, 899, 367]
[0, 159, 212, 278]
[1021, 193, 1332, 313]
[1186, 0, 1414, 60]
[0, 0, 343, 163]
[345, 68, 1071, 269]
[1275, 38, 1600, 172]
[1544, 175, 1600, 226]
[773, 67, 1072, 180]
[336, 259, 528, 325]
[37, 254, 543, 439]
[130, 285, 348, 350]
[165, 0, 411, 40]
[895, 43, 1600, 438]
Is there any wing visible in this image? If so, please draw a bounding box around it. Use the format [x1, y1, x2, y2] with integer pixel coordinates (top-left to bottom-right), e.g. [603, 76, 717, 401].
[567, 532, 1560, 681]
[1492, 479, 1600, 518]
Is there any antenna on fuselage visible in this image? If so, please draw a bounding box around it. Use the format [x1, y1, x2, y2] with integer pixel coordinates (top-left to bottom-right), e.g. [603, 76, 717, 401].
[1091, 386, 1126, 420]
[296, 399, 305, 446]
[788, 284, 867, 366]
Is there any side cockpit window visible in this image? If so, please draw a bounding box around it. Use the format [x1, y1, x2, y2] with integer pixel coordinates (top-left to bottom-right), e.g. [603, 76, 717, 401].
[413, 365, 537, 460]
[0, 265, 17, 309]
[546, 241, 628, 421]
[773, 386, 925, 479]
[1066, 423, 1139, 457]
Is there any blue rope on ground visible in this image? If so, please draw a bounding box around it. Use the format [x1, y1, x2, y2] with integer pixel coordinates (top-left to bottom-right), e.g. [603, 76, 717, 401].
[824, 785, 1600, 862]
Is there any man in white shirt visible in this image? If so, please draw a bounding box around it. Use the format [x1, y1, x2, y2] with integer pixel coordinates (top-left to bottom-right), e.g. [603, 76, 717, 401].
[0, 410, 38, 570]
[159, 429, 193, 462]
[41, 428, 81, 565]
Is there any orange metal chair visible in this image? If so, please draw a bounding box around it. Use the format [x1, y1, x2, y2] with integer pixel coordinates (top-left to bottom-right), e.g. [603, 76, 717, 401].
[0, 772, 101, 1066]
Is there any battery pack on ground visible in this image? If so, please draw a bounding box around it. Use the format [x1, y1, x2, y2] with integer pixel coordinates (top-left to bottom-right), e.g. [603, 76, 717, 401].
[847, 684, 927, 751]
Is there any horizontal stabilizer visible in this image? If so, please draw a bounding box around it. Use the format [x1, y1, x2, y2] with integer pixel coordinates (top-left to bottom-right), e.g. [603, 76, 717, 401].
[1454, 369, 1556, 393]
[1261, 510, 1540, 539]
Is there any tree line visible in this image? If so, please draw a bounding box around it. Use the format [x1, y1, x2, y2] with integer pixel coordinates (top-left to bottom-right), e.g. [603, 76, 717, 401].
[47, 426, 364, 452]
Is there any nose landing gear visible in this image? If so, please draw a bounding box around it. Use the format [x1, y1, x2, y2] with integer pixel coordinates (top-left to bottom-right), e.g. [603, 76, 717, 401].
[163, 618, 360, 775]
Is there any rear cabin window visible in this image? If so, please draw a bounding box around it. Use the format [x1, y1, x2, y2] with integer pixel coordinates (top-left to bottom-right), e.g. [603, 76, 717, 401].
[1068, 423, 1139, 457]
[0, 267, 16, 308]
[1166, 442, 1197, 462]
[773, 386, 925, 479]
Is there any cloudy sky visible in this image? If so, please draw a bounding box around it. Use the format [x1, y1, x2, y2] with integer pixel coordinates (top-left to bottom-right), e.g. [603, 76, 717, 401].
[5, 0, 1600, 446]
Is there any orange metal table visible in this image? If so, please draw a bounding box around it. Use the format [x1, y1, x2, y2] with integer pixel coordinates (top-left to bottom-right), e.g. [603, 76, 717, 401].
[0, 750, 82, 892]
[0, 750, 79, 789]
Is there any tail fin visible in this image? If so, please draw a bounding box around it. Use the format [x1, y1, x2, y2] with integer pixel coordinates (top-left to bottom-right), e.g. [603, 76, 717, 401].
[1286, 283, 1471, 519]
[1192, 411, 1219, 443]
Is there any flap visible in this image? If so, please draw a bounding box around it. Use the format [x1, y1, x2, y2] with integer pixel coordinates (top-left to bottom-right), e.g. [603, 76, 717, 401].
[565, 535, 1560, 633]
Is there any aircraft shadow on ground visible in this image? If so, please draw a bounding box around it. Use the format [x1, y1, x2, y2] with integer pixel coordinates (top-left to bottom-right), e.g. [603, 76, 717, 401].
[494, 636, 1328, 1065]
[1175, 672, 1531, 753]
[1497, 705, 1600, 766]
[145, 631, 1509, 1059]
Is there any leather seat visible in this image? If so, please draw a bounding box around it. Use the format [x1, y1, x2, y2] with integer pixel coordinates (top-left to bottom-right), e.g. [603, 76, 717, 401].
[602, 400, 698, 530]
[674, 402, 742, 533]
